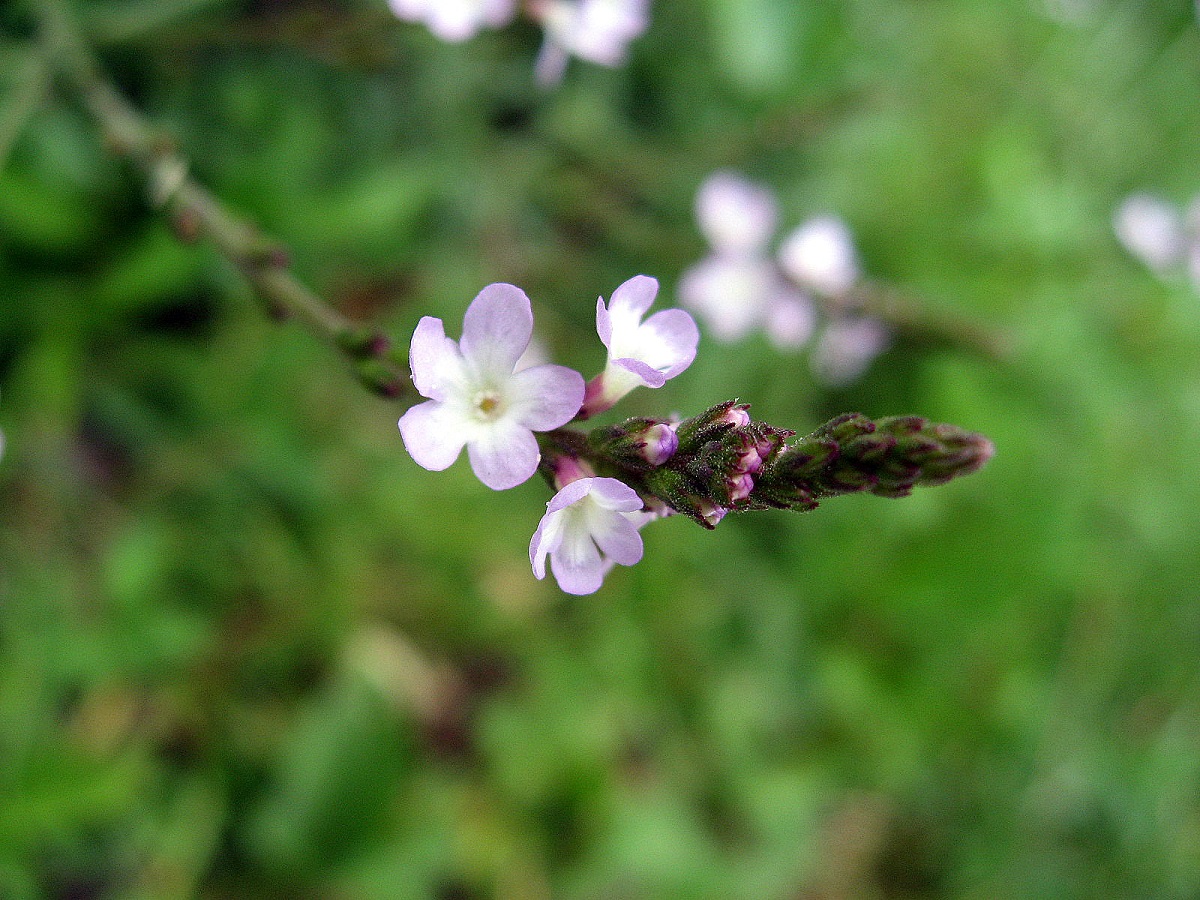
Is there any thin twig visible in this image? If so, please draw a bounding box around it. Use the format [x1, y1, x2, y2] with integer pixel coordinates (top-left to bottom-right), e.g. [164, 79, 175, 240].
[31, 0, 410, 398]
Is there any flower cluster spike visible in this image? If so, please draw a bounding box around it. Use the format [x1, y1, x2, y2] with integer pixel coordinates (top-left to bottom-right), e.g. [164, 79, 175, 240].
[753, 413, 996, 510]
[395, 274, 993, 594]
[611, 401, 792, 529]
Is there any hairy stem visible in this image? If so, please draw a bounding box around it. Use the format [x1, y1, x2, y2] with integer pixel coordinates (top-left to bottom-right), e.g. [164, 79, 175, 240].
[31, 0, 410, 398]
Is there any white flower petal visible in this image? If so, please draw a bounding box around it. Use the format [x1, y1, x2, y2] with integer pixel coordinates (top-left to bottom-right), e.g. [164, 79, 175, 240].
[608, 274, 659, 320]
[409, 316, 467, 401]
[811, 317, 889, 387]
[587, 504, 643, 566]
[586, 476, 644, 512]
[764, 290, 816, 350]
[398, 400, 472, 471]
[1113, 193, 1185, 272]
[677, 255, 774, 341]
[507, 364, 585, 430]
[466, 419, 540, 489]
[460, 283, 534, 383]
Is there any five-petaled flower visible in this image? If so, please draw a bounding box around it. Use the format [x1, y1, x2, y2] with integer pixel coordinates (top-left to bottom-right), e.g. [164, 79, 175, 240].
[398, 283, 585, 490]
[581, 275, 699, 418]
[530, 476, 646, 594]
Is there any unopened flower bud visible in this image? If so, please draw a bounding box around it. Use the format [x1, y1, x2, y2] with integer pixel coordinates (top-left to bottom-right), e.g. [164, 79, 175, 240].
[588, 417, 681, 471]
[728, 472, 755, 503]
[642, 423, 679, 465]
[697, 500, 727, 527]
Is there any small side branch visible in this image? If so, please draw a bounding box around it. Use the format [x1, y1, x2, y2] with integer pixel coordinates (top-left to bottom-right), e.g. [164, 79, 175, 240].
[31, 0, 410, 398]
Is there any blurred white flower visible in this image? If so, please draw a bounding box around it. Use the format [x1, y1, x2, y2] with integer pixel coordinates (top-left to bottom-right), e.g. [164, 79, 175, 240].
[695, 170, 778, 255]
[810, 317, 890, 388]
[778, 215, 860, 297]
[388, 0, 517, 42]
[533, 0, 650, 85]
[679, 171, 815, 349]
[1113, 193, 1186, 273]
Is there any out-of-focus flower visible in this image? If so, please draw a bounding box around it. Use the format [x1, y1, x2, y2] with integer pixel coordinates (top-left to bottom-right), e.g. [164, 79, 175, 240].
[679, 171, 814, 347]
[1113, 193, 1187, 274]
[695, 170, 779, 256]
[532, 0, 650, 85]
[582, 275, 698, 417]
[398, 283, 585, 490]
[778, 215, 860, 297]
[387, 0, 517, 42]
[810, 316, 891, 388]
[530, 476, 645, 594]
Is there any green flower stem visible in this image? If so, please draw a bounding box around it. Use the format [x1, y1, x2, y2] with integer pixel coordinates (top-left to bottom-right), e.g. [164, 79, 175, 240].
[0, 48, 51, 175]
[31, 0, 410, 398]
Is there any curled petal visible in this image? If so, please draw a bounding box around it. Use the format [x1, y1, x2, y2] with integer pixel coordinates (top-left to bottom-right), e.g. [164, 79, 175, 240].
[460, 283, 534, 382]
[586, 476, 644, 512]
[466, 419, 540, 490]
[612, 357, 668, 389]
[530, 508, 566, 580]
[546, 477, 596, 513]
[398, 400, 472, 471]
[608, 275, 660, 320]
[507, 364, 585, 430]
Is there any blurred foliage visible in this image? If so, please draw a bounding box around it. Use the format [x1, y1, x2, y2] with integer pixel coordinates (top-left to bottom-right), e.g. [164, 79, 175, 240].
[4, 0, 1200, 897]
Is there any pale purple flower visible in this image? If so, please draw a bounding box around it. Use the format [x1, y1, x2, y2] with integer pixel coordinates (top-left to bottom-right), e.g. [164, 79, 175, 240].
[530, 476, 645, 594]
[582, 274, 698, 417]
[778, 215, 860, 297]
[1113, 193, 1186, 273]
[678, 256, 780, 342]
[696, 170, 778, 255]
[388, 0, 516, 42]
[810, 316, 890, 387]
[764, 290, 817, 349]
[533, 0, 650, 85]
[398, 283, 585, 490]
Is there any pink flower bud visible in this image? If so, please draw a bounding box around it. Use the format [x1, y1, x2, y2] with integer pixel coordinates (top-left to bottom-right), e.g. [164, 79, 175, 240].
[718, 405, 751, 428]
[728, 473, 755, 503]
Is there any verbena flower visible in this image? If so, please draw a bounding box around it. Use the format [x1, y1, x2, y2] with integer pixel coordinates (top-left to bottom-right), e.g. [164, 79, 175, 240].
[530, 476, 645, 594]
[398, 283, 585, 490]
[778, 215, 860, 297]
[387, 0, 516, 42]
[582, 274, 698, 417]
[533, 0, 650, 85]
[1112, 192, 1200, 285]
[679, 171, 815, 348]
[810, 316, 890, 387]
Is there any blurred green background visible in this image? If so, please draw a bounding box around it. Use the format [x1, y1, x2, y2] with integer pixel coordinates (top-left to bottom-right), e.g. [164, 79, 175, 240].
[4, 0, 1200, 897]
